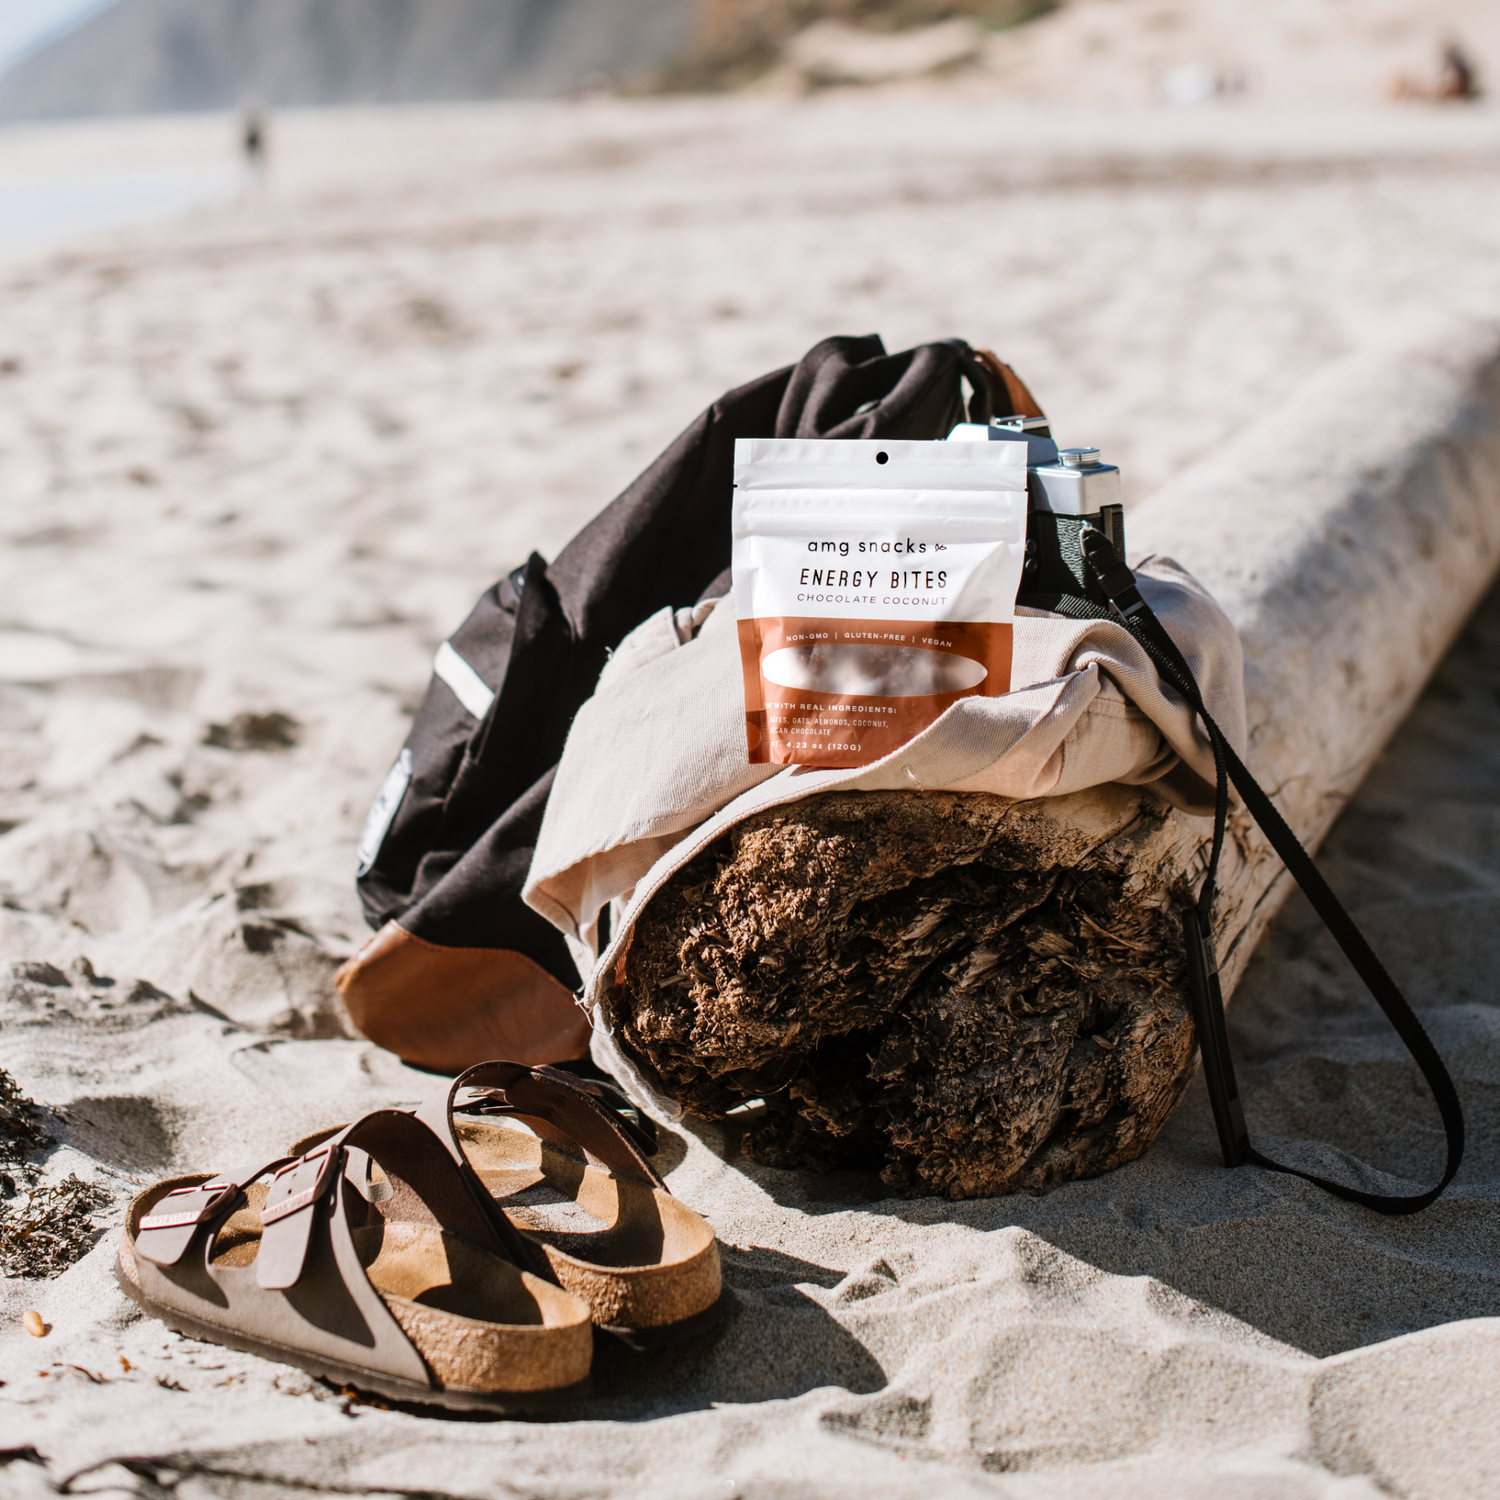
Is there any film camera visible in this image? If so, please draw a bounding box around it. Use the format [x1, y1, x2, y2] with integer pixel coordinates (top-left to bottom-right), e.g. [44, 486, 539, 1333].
[949, 415, 1125, 611]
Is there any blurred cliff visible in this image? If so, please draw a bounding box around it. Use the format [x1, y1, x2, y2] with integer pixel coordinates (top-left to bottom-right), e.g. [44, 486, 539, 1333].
[0, 0, 701, 119]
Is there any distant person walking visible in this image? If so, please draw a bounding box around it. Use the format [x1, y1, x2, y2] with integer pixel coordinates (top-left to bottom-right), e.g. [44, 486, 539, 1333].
[241, 105, 269, 188]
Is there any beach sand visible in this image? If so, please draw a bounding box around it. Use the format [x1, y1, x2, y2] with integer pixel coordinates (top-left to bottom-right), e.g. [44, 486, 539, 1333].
[2, 94, 1500, 1496]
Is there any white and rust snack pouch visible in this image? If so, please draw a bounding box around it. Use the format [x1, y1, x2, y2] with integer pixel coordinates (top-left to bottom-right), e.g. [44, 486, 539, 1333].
[732, 437, 1029, 768]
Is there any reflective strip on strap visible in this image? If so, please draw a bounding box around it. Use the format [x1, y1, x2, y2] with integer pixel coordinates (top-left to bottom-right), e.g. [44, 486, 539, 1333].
[356, 747, 412, 878]
[433, 640, 494, 720]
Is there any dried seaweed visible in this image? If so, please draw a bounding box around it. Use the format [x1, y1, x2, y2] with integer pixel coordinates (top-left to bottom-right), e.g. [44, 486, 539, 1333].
[0, 1175, 112, 1278]
[0, 1065, 52, 1167]
[0, 1066, 111, 1278]
[608, 790, 1196, 1199]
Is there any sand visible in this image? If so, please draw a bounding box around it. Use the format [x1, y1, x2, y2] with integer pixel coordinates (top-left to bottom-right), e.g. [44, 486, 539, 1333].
[2, 92, 1500, 1496]
[971, 0, 1500, 109]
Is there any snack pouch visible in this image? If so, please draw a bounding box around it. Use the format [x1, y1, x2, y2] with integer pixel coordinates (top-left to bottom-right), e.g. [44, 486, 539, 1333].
[732, 438, 1029, 768]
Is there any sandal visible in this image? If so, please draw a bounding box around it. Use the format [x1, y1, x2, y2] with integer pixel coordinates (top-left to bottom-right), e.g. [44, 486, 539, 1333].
[422, 1063, 725, 1349]
[291, 1063, 725, 1349]
[116, 1108, 593, 1412]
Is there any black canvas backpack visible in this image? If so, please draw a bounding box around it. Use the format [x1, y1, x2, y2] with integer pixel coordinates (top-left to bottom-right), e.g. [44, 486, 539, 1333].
[337, 334, 1035, 1072]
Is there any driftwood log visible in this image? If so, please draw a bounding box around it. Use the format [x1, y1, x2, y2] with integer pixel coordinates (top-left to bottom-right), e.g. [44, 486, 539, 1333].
[604, 321, 1500, 1195]
[614, 786, 1195, 1196]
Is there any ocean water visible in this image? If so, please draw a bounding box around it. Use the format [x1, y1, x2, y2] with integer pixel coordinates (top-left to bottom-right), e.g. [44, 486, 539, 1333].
[0, 165, 239, 253]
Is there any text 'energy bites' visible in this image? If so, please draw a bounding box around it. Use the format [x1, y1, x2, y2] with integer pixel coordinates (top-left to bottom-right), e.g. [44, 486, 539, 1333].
[732, 439, 1027, 768]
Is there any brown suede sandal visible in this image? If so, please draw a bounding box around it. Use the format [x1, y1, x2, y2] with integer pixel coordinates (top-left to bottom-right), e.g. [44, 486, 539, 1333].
[412, 1063, 725, 1351]
[116, 1109, 593, 1412]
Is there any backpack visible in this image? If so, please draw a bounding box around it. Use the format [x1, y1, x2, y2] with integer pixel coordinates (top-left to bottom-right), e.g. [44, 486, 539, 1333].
[337, 334, 1037, 1072]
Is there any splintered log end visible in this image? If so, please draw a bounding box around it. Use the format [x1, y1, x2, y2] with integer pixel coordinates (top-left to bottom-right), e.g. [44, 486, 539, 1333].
[603, 789, 1199, 1199]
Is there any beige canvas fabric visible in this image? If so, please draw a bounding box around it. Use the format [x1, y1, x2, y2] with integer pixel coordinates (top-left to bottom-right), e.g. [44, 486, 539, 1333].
[522, 556, 1245, 1118]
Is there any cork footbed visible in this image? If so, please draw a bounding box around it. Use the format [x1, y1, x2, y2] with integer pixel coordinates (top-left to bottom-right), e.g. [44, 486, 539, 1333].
[451, 1118, 721, 1331]
[120, 1175, 592, 1398]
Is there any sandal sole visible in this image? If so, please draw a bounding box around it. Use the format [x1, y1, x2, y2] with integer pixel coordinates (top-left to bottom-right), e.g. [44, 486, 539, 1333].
[600, 1286, 734, 1351]
[114, 1254, 591, 1415]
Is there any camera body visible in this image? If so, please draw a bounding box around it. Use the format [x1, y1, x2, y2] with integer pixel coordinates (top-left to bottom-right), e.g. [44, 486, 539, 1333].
[949, 416, 1125, 610]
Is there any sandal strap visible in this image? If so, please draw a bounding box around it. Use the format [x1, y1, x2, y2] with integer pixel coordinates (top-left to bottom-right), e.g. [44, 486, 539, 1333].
[424, 1061, 668, 1192]
[543, 1064, 659, 1158]
[257, 1141, 345, 1290]
[135, 1154, 291, 1267]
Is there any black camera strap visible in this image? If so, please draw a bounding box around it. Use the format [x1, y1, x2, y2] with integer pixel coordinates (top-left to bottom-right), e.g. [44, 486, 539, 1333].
[1056, 528, 1464, 1214]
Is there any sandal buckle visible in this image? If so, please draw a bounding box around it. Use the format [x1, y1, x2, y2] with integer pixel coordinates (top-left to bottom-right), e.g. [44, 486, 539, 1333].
[260, 1144, 340, 1227]
[140, 1180, 236, 1232]
[271, 1143, 331, 1180]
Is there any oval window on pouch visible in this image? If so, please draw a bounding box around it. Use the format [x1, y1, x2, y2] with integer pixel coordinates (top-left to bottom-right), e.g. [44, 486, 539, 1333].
[762, 642, 986, 697]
